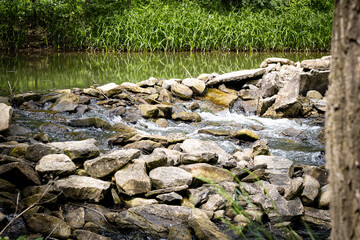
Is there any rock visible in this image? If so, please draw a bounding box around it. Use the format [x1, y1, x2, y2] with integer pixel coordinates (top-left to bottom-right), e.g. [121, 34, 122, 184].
[180, 163, 233, 183]
[232, 151, 251, 162]
[311, 99, 327, 112]
[139, 104, 160, 118]
[260, 58, 295, 68]
[281, 128, 302, 137]
[36, 154, 76, 176]
[168, 225, 192, 240]
[51, 93, 79, 112]
[200, 194, 225, 212]
[149, 166, 193, 189]
[198, 129, 232, 136]
[73, 229, 111, 240]
[284, 177, 303, 200]
[256, 95, 277, 116]
[137, 77, 158, 88]
[167, 132, 188, 144]
[109, 106, 126, 116]
[0, 162, 40, 187]
[250, 140, 270, 157]
[84, 149, 140, 178]
[39, 122, 68, 133]
[48, 139, 100, 160]
[302, 165, 329, 186]
[300, 59, 330, 71]
[162, 79, 179, 89]
[171, 83, 193, 100]
[180, 139, 230, 164]
[123, 140, 162, 153]
[153, 148, 183, 166]
[25, 213, 71, 239]
[0, 178, 16, 193]
[302, 207, 330, 229]
[241, 169, 266, 182]
[124, 198, 158, 208]
[239, 87, 261, 100]
[187, 188, 210, 206]
[143, 151, 167, 171]
[260, 72, 280, 97]
[272, 74, 302, 117]
[9, 124, 31, 136]
[146, 185, 189, 197]
[10, 92, 41, 106]
[188, 208, 231, 240]
[156, 118, 169, 128]
[207, 68, 266, 86]
[180, 152, 218, 165]
[96, 83, 121, 96]
[0, 103, 12, 132]
[204, 88, 238, 107]
[301, 175, 320, 205]
[157, 192, 183, 204]
[188, 101, 200, 111]
[69, 118, 111, 129]
[306, 90, 323, 100]
[106, 204, 192, 238]
[319, 184, 331, 209]
[55, 175, 111, 202]
[115, 161, 151, 196]
[64, 205, 85, 228]
[25, 143, 63, 162]
[298, 70, 330, 95]
[228, 129, 260, 141]
[121, 82, 152, 94]
[172, 112, 201, 122]
[182, 78, 206, 95]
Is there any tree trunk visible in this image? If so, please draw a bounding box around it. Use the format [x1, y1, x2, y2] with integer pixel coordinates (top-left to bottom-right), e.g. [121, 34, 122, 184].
[326, 0, 360, 239]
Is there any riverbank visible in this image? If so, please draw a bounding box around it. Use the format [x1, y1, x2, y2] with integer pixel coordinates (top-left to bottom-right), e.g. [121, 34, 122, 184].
[0, 0, 333, 52]
[0, 56, 330, 239]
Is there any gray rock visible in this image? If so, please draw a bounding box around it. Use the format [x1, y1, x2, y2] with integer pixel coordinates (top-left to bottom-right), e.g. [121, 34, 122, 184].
[168, 225, 192, 240]
[0, 162, 41, 187]
[301, 175, 320, 205]
[145, 185, 189, 197]
[182, 78, 206, 95]
[188, 208, 231, 240]
[48, 139, 100, 160]
[152, 148, 183, 166]
[115, 161, 151, 196]
[260, 72, 280, 98]
[51, 92, 79, 112]
[84, 149, 140, 178]
[188, 188, 210, 206]
[180, 163, 233, 183]
[149, 166, 193, 189]
[306, 90, 323, 100]
[260, 58, 295, 68]
[36, 154, 76, 176]
[121, 82, 152, 94]
[239, 86, 261, 100]
[39, 122, 68, 133]
[284, 177, 303, 200]
[137, 77, 158, 88]
[0, 103, 12, 132]
[300, 59, 330, 71]
[162, 79, 179, 90]
[171, 83, 193, 100]
[143, 151, 168, 171]
[25, 143, 63, 162]
[69, 118, 111, 129]
[157, 192, 183, 204]
[124, 197, 158, 208]
[281, 127, 302, 137]
[180, 139, 230, 164]
[55, 175, 111, 202]
[256, 95, 277, 116]
[123, 140, 162, 153]
[299, 70, 330, 95]
[172, 112, 201, 122]
[106, 204, 192, 238]
[250, 140, 270, 157]
[73, 229, 112, 240]
[311, 99, 327, 112]
[318, 184, 330, 209]
[167, 132, 188, 144]
[207, 68, 266, 86]
[180, 152, 218, 165]
[64, 205, 85, 228]
[10, 92, 41, 106]
[96, 82, 121, 96]
[200, 194, 225, 212]
[25, 213, 72, 239]
[302, 207, 330, 229]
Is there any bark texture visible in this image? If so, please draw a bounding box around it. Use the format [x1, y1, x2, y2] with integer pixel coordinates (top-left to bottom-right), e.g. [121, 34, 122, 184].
[326, 0, 360, 239]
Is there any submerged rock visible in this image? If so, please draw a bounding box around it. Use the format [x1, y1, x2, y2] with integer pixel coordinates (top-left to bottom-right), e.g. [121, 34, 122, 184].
[0, 103, 12, 133]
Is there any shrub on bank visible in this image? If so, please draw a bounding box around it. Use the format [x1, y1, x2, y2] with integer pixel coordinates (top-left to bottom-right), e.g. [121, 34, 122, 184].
[0, 0, 333, 51]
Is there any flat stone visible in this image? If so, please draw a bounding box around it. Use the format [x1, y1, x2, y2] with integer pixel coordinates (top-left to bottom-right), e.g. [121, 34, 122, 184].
[200, 194, 225, 212]
[302, 207, 330, 229]
[167, 132, 188, 144]
[180, 152, 218, 165]
[306, 90, 323, 100]
[36, 154, 76, 176]
[168, 225, 192, 240]
[0, 103, 12, 132]
[115, 161, 151, 196]
[299, 71, 330, 95]
[55, 175, 111, 202]
[207, 68, 266, 86]
[96, 83, 121, 96]
[204, 88, 238, 107]
[152, 148, 183, 166]
[48, 139, 100, 160]
[121, 82, 152, 94]
[149, 166, 193, 189]
[281, 127, 302, 137]
[64, 205, 85, 228]
[172, 112, 201, 122]
[319, 184, 330, 209]
[124, 198, 158, 208]
[180, 163, 233, 183]
[0, 162, 41, 187]
[260, 58, 295, 68]
[300, 59, 330, 71]
[145, 185, 189, 197]
[84, 149, 141, 178]
[123, 140, 162, 153]
[143, 151, 167, 171]
[137, 77, 158, 88]
[156, 192, 183, 204]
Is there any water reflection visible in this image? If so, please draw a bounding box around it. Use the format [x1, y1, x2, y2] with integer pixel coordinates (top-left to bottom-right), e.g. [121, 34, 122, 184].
[0, 51, 327, 96]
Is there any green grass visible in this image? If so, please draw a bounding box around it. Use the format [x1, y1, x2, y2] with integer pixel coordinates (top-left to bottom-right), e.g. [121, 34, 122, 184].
[0, 0, 333, 52]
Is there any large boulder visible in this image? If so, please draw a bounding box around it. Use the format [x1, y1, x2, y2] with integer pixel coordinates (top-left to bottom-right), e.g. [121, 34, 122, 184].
[48, 139, 100, 160]
[35, 154, 76, 176]
[106, 204, 192, 238]
[299, 71, 330, 95]
[171, 83, 193, 100]
[149, 166, 193, 189]
[204, 88, 238, 108]
[180, 163, 233, 183]
[207, 68, 266, 86]
[123, 140, 162, 153]
[84, 149, 140, 178]
[115, 161, 151, 196]
[0, 103, 12, 132]
[182, 78, 206, 95]
[180, 139, 230, 164]
[55, 175, 111, 202]
[152, 148, 183, 166]
[25, 213, 71, 239]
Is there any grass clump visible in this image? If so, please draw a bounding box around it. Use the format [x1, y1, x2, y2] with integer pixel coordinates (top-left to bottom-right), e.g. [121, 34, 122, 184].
[0, 0, 333, 52]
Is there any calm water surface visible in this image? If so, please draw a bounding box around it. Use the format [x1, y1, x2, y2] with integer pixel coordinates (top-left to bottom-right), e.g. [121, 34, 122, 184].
[0, 52, 327, 95]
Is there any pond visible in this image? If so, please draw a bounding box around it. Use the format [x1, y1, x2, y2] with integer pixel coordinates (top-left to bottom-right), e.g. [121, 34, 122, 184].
[0, 51, 326, 96]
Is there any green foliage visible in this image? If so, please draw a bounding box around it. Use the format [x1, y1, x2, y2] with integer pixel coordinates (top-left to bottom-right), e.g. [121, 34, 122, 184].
[0, 0, 333, 51]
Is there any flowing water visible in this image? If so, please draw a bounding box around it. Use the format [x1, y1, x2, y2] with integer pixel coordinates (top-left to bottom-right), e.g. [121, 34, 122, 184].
[2, 51, 327, 166]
